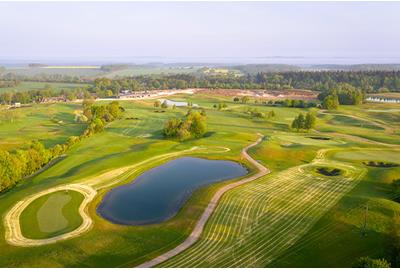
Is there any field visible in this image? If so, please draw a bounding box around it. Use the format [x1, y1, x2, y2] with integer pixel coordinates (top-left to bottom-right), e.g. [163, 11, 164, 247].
[0, 93, 399, 267]
[104, 66, 201, 78]
[0, 81, 88, 93]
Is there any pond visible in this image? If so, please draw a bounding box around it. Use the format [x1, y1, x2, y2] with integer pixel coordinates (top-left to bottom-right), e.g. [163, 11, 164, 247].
[97, 157, 248, 225]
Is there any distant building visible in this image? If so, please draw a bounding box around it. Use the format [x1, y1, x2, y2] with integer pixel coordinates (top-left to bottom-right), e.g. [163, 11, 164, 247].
[13, 102, 21, 108]
[366, 97, 400, 103]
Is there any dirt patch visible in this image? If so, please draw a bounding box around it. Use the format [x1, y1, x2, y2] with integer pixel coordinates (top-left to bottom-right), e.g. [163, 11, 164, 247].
[197, 88, 318, 100]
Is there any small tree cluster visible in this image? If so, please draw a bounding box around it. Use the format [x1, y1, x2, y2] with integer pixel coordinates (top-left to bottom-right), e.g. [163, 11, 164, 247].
[274, 99, 318, 108]
[245, 107, 265, 118]
[214, 102, 227, 110]
[241, 96, 250, 104]
[83, 101, 123, 136]
[291, 112, 316, 131]
[163, 110, 207, 141]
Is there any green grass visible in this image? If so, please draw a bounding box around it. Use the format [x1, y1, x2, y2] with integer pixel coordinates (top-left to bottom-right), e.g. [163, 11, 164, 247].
[0, 94, 399, 267]
[0, 81, 87, 93]
[0, 103, 86, 150]
[19, 190, 84, 239]
[269, 149, 400, 267]
[160, 151, 365, 267]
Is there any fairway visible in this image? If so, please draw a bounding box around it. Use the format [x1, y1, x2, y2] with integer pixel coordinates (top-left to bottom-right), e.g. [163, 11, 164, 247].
[0, 103, 86, 150]
[159, 153, 365, 267]
[20, 190, 84, 239]
[0, 93, 399, 267]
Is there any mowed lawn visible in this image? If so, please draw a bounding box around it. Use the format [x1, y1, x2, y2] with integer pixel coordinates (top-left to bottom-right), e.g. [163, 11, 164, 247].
[20, 190, 84, 239]
[0, 103, 86, 150]
[0, 94, 399, 267]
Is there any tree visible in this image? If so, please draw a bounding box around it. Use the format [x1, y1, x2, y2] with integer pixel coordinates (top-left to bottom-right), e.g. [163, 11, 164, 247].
[291, 113, 306, 131]
[161, 100, 168, 108]
[154, 100, 161, 108]
[304, 112, 316, 130]
[163, 118, 182, 137]
[187, 111, 207, 138]
[241, 96, 250, 104]
[322, 94, 339, 110]
[267, 110, 276, 118]
[297, 113, 305, 129]
[291, 117, 300, 131]
[354, 257, 390, 268]
[233, 97, 240, 103]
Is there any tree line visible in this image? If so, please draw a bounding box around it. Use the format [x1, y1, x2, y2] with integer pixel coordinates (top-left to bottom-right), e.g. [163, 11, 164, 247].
[0, 101, 124, 193]
[1, 70, 400, 93]
[1, 70, 397, 104]
[0, 84, 93, 105]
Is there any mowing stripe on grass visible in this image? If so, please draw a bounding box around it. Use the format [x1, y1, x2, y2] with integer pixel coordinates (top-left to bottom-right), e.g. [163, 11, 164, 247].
[159, 157, 365, 267]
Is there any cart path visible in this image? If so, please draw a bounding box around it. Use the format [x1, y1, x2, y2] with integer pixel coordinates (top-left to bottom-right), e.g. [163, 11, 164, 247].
[136, 133, 269, 268]
[3, 146, 231, 247]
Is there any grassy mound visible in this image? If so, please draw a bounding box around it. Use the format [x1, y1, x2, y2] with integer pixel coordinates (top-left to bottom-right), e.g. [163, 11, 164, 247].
[20, 190, 84, 239]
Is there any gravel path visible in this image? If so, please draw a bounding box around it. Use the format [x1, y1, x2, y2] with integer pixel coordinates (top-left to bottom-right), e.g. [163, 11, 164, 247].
[4, 184, 96, 247]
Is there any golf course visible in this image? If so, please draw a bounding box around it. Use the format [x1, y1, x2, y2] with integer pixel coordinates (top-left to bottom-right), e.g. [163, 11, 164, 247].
[0, 91, 399, 267]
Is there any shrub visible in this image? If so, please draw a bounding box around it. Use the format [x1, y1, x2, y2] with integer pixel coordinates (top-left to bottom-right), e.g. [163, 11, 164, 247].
[354, 257, 390, 268]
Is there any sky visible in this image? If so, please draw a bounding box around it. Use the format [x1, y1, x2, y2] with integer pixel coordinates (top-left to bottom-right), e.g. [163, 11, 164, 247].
[1, 1, 400, 64]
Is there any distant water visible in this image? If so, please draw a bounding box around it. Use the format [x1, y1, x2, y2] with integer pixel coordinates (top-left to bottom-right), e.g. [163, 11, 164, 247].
[97, 157, 248, 225]
[1, 56, 400, 67]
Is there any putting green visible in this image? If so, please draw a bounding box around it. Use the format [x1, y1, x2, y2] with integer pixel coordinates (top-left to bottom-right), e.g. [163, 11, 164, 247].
[275, 135, 344, 146]
[20, 190, 84, 239]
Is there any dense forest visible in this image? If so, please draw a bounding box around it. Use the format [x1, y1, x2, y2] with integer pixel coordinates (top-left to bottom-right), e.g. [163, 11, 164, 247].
[1, 70, 399, 104]
[89, 71, 400, 94]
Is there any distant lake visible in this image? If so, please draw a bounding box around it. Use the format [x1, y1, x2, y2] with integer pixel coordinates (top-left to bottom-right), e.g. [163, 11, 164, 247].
[97, 157, 248, 225]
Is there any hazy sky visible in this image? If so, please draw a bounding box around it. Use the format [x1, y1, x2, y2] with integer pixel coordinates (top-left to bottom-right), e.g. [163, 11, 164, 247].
[1, 1, 400, 63]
